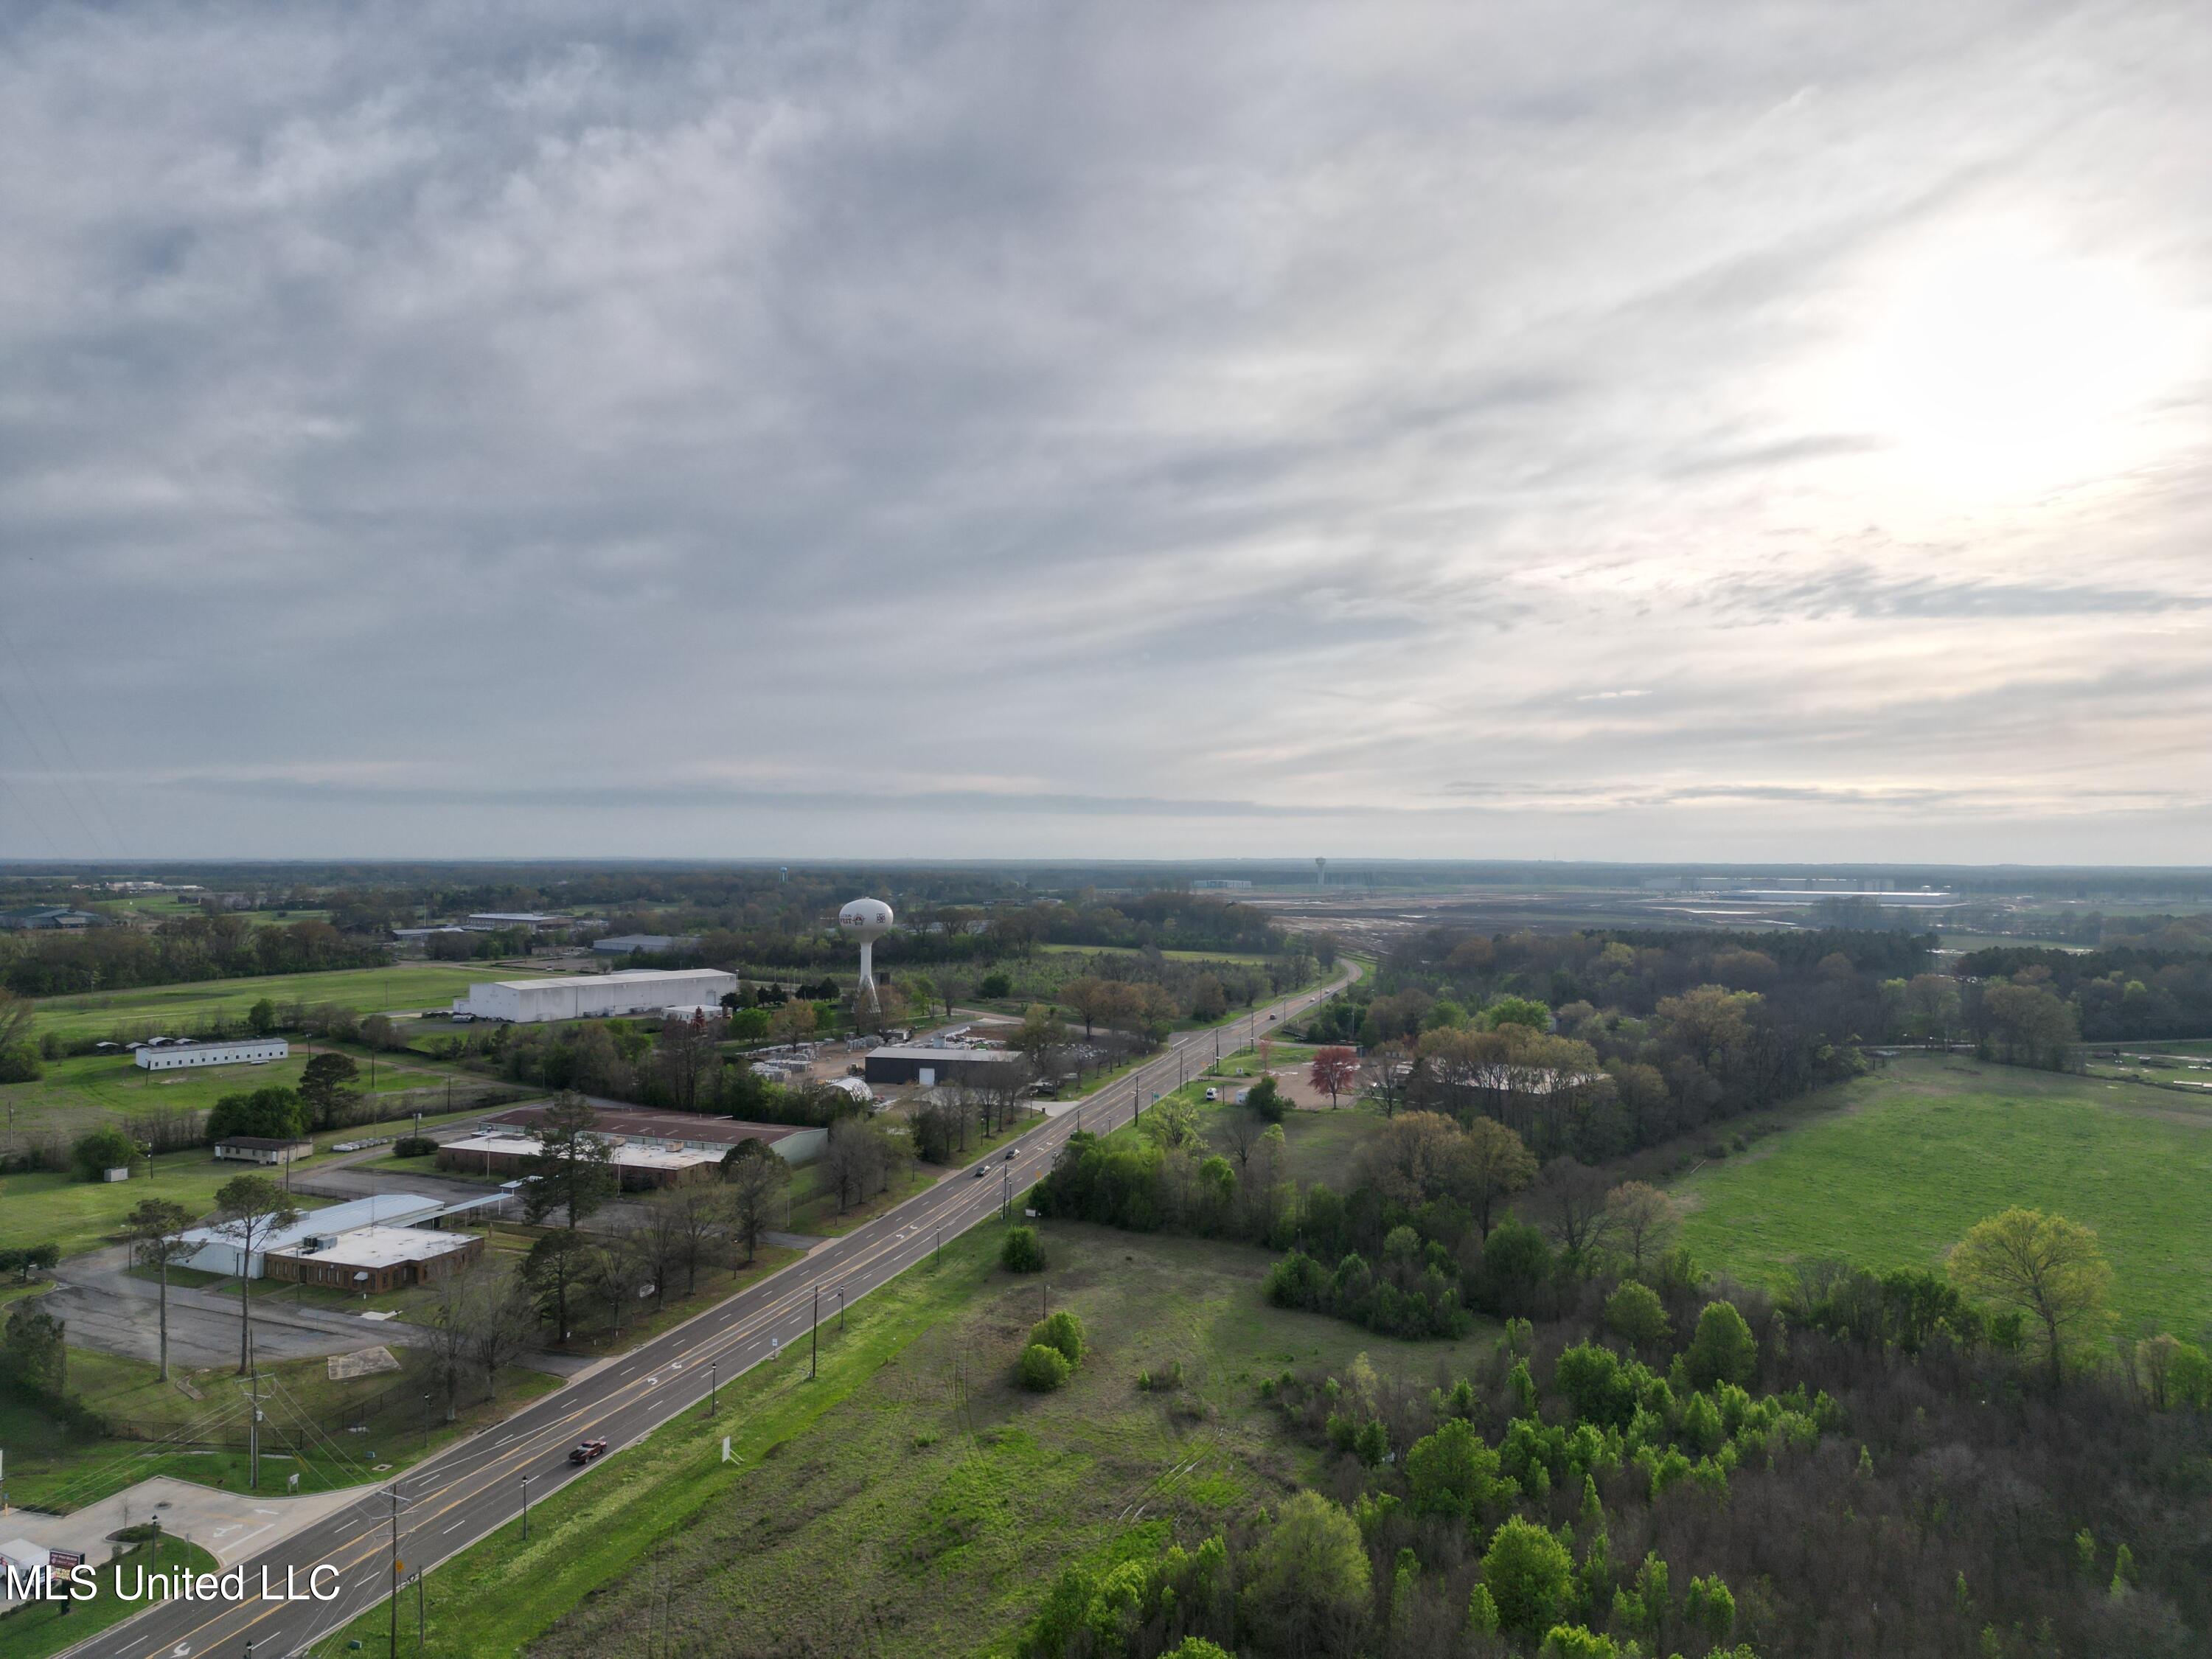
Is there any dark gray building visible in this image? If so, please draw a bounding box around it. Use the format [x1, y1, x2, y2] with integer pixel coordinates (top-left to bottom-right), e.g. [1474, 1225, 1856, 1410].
[862, 1046, 1024, 1087]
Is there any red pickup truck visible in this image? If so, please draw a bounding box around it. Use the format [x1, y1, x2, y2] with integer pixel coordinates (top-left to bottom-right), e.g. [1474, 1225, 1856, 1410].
[568, 1439, 609, 1465]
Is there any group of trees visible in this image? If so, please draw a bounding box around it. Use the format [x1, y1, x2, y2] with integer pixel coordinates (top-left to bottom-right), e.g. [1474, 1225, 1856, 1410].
[1958, 943, 2212, 1046]
[507, 1094, 800, 1343]
[0, 914, 381, 997]
[1013, 1196, 2211, 1658]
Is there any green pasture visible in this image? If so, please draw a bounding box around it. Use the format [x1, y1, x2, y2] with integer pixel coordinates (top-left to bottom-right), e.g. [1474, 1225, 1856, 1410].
[24, 965, 494, 1043]
[0, 1093, 516, 1256]
[0, 1045, 473, 1142]
[318, 1222, 1495, 1659]
[1674, 1055, 2212, 1340]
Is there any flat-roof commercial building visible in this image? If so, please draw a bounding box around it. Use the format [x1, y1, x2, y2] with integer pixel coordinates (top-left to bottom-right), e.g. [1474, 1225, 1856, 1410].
[134, 1037, 289, 1071]
[467, 1103, 826, 1169]
[213, 1135, 314, 1165]
[464, 912, 568, 931]
[438, 1132, 728, 1189]
[180, 1193, 445, 1279]
[263, 1226, 483, 1293]
[863, 1046, 1026, 1088]
[451, 969, 737, 1024]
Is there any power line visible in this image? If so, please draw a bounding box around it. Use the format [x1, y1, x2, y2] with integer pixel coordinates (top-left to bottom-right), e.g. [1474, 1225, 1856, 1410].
[0, 769, 66, 858]
[0, 616, 130, 860]
[0, 680, 109, 859]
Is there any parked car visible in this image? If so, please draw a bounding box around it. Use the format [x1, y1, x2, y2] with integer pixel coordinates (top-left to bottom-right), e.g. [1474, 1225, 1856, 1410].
[568, 1439, 609, 1464]
[1203, 1088, 1219, 1102]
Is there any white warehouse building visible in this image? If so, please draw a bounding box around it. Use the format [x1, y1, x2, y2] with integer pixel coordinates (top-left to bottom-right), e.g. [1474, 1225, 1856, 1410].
[134, 1037, 290, 1071]
[452, 968, 738, 1024]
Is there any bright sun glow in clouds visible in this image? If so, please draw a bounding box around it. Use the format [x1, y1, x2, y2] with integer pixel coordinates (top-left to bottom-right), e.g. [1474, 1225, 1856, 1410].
[1848, 222, 2193, 501]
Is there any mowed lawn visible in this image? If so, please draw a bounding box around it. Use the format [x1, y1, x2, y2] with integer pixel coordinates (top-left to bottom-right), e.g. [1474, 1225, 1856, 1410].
[0, 1086, 532, 1256]
[0, 1044, 470, 1140]
[327, 1222, 1498, 1659]
[24, 964, 496, 1042]
[1674, 1056, 2212, 1339]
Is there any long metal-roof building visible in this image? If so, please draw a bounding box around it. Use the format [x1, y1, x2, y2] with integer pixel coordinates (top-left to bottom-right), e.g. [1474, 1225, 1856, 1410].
[451, 968, 737, 1023]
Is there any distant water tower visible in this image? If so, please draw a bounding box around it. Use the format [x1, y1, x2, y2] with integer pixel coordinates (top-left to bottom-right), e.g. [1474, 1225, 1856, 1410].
[1315, 857, 1327, 888]
[838, 897, 894, 1011]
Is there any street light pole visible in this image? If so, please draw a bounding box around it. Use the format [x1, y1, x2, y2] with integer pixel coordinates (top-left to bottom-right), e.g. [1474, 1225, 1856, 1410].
[810, 1285, 819, 1379]
[709, 1362, 717, 1413]
[522, 1474, 532, 1540]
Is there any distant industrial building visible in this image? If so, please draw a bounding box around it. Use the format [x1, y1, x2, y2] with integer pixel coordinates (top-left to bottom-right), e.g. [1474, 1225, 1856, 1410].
[180, 1193, 445, 1279]
[392, 925, 473, 942]
[263, 1225, 482, 1293]
[213, 1135, 314, 1166]
[464, 912, 569, 931]
[0, 905, 98, 930]
[592, 933, 694, 956]
[863, 1046, 1024, 1088]
[133, 1037, 289, 1071]
[450, 968, 737, 1023]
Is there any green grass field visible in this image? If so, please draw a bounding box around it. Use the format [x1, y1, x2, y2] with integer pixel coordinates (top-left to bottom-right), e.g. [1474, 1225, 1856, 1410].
[1674, 1055, 2212, 1340]
[24, 965, 495, 1042]
[0, 1044, 474, 1142]
[0, 1094, 521, 1256]
[318, 1220, 1496, 1659]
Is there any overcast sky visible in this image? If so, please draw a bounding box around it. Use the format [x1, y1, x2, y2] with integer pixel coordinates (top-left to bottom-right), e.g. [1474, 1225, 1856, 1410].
[2, 1, 2208, 865]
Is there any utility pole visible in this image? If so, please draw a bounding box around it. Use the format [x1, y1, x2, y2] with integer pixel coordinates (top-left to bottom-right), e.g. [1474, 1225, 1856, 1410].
[709, 1361, 717, 1413]
[810, 1285, 819, 1380]
[836, 1286, 846, 1334]
[245, 1370, 266, 1489]
[388, 1488, 402, 1657]
[521, 1474, 532, 1540]
[417, 1568, 425, 1651]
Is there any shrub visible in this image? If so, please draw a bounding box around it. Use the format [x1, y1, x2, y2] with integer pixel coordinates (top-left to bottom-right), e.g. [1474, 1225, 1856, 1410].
[1018, 1343, 1072, 1391]
[391, 1135, 438, 1158]
[72, 1125, 139, 1182]
[1001, 1226, 1046, 1273]
[1245, 1077, 1286, 1122]
[1031, 1310, 1086, 1365]
[978, 971, 1014, 999]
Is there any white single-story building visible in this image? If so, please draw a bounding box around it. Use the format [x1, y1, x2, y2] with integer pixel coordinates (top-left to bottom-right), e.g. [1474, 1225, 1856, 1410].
[451, 968, 737, 1024]
[214, 1135, 315, 1165]
[180, 1192, 444, 1279]
[133, 1037, 289, 1071]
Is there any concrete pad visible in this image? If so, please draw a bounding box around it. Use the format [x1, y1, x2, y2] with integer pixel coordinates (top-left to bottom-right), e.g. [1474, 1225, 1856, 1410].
[0, 1475, 372, 1601]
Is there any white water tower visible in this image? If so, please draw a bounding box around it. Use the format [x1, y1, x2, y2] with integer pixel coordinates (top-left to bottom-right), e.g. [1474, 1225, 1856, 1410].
[838, 897, 894, 1011]
[1315, 856, 1327, 888]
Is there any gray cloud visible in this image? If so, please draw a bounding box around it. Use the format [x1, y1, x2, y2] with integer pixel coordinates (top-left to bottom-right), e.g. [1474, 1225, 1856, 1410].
[2, 0, 2209, 863]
